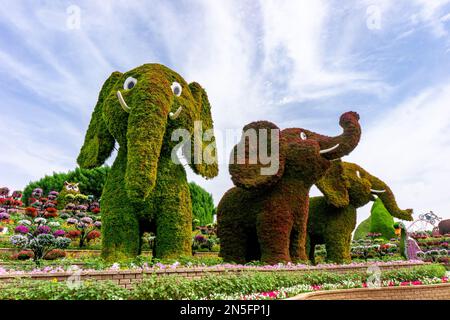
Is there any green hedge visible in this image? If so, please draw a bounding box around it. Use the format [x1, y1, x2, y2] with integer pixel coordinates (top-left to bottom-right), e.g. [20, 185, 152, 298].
[0, 264, 444, 300]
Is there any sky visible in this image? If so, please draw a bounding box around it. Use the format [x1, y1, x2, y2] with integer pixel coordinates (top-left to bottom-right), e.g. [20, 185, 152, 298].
[0, 0, 449, 229]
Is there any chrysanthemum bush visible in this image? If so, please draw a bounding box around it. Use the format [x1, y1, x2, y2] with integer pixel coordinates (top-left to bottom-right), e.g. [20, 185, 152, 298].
[59, 194, 101, 248]
[10, 217, 71, 265]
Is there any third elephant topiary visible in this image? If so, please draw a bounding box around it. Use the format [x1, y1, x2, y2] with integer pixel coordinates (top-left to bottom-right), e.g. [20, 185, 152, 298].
[307, 161, 413, 264]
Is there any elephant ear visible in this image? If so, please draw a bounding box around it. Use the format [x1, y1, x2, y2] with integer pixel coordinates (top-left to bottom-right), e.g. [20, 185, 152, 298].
[316, 160, 350, 207]
[186, 82, 219, 179]
[77, 72, 122, 169]
[229, 121, 285, 190]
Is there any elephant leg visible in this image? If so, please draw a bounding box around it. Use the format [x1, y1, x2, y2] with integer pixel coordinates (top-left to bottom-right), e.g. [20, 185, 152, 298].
[324, 207, 355, 264]
[217, 219, 248, 264]
[101, 150, 140, 261]
[154, 182, 192, 259]
[257, 204, 294, 264]
[290, 195, 309, 262]
[217, 188, 256, 264]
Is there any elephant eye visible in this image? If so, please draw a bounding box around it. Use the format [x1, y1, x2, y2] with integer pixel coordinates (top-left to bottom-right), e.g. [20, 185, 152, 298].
[124, 77, 137, 90]
[171, 82, 182, 97]
[300, 132, 307, 140]
[356, 170, 361, 178]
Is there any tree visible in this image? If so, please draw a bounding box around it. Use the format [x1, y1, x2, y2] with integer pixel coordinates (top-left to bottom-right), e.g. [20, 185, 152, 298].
[22, 167, 110, 205]
[188, 182, 215, 226]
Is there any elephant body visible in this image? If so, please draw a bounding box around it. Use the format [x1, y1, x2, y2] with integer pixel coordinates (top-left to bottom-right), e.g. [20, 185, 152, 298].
[307, 161, 413, 264]
[218, 112, 362, 264]
[101, 148, 193, 260]
[218, 179, 310, 264]
[77, 64, 218, 260]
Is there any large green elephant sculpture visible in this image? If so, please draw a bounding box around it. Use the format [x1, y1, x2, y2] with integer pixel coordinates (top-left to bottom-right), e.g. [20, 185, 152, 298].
[77, 64, 218, 260]
[217, 112, 361, 264]
[307, 160, 413, 264]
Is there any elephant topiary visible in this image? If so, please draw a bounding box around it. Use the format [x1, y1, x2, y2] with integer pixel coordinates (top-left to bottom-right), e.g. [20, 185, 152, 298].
[77, 64, 218, 260]
[307, 161, 413, 264]
[354, 198, 396, 241]
[438, 219, 450, 235]
[217, 112, 361, 264]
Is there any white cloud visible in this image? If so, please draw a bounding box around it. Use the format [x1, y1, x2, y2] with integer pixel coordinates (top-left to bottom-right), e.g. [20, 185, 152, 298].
[349, 82, 450, 225]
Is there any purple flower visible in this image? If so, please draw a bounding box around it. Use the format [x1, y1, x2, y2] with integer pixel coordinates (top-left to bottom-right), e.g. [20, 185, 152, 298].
[36, 225, 51, 234]
[15, 225, 29, 234]
[77, 205, 87, 211]
[66, 218, 78, 224]
[0, 212, 10, 220]
[53, 229, 65, 237]
[94, 221, 102, 228]
[194, 234, 206, 243]
[32, 188, 43, 197]
[81, 217, 93, 224]
[65, 203, 75, 210]
[49, 191, 59, 196]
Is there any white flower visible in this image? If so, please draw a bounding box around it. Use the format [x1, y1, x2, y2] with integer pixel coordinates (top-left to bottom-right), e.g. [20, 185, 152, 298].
[34, 217, 47, 225]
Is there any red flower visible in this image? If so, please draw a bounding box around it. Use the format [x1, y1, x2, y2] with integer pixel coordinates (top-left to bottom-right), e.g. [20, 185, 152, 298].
[66, 230, 81, 239]
[91, 207, 101, 214]
[25, 207, 37, 217]
[87, 230, 101, 240]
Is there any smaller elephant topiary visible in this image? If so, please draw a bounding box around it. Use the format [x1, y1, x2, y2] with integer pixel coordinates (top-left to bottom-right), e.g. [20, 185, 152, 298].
[217, 112, 361, 264]
[307, 161, 413, 264]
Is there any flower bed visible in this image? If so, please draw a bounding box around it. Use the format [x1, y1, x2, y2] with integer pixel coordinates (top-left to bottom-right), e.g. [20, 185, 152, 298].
[0, 263, 444, 300]
[237, 276, 448, 300]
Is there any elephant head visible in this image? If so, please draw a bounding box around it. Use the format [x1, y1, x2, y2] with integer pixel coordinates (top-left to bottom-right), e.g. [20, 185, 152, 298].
[77, 63, 218, 200]
[316, 161, 413, 220]
[229, 111, 362, 189]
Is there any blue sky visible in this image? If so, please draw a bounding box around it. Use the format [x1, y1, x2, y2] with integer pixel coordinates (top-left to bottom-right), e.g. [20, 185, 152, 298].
[1, 0, 449, 226]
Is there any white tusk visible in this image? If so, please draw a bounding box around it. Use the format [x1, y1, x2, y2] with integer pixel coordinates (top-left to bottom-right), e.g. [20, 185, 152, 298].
[319, 144, 340, 154]
[169, 106, 183, 120]
[117, 91, 131, 113]
[371, 189, 386, 194]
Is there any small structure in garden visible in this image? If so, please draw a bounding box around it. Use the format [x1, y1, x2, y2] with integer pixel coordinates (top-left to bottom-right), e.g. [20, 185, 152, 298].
[57, 181, 81, 209]
[77, 64, 219, 260]
[308, 161, 412, 264]
[217, 112, 361, 264]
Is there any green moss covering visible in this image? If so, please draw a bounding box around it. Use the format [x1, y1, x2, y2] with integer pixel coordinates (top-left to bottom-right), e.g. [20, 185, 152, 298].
[218, 112, 362, 264]
[307, 196, 356, 264]
[77, 64, 219, 260]
[309, 161, 412, 264]
[353, 216, 371, 240]
[369, 198, 396, 240]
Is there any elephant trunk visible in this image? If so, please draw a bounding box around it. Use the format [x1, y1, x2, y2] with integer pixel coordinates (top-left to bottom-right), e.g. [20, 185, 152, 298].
[369, 176, 413, 221]
[318, 111, 362, 160]
[125, 83, 173, 201]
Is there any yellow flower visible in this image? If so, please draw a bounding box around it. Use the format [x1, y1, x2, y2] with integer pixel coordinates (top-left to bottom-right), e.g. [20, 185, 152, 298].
[52, 278, 58, 283]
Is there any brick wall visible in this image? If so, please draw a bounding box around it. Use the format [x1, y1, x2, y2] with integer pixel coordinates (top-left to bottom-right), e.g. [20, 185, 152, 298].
[0, 262, 427, 290]
[289, 283, 450, 300]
